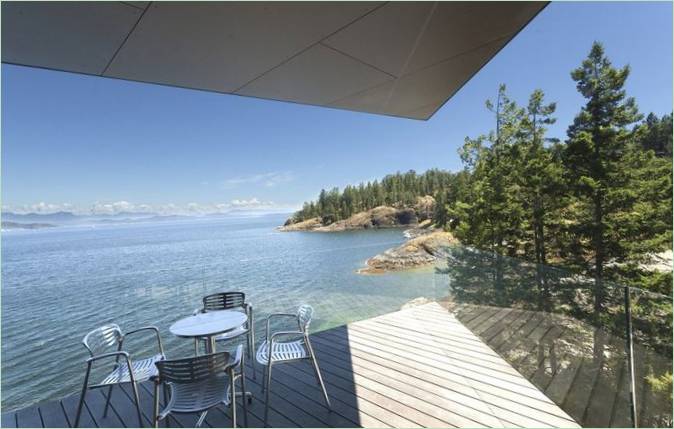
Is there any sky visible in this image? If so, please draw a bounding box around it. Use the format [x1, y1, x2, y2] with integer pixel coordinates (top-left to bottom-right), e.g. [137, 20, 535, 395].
[2, 1, 672, 215]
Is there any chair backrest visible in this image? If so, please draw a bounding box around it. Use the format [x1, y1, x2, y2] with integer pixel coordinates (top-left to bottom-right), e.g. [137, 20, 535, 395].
[82, 324, 123, 357]
[297, 305, 314, 333]
[202, 292, 246, 312]
[155, 346, 241, 384]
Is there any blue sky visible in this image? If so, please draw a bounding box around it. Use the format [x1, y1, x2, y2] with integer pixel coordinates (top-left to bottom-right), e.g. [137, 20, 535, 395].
[2, 1, 672, 215]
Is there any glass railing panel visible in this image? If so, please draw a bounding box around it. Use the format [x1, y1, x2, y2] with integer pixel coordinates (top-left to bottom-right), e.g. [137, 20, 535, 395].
[431, 245, 672, 427]
[629, 289, 673, 427]
[2, 226, 670, 428]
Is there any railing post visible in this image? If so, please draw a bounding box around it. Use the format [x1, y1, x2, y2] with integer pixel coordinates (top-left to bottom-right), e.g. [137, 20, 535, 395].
[624, 285, 638, 427]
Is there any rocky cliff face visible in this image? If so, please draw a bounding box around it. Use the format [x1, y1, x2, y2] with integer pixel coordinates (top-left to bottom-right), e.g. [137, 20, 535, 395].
[278, 217, 323, 231]
[279, 205, 419, 232]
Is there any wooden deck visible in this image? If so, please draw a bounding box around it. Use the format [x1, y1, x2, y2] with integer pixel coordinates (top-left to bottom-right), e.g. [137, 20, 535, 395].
[2, 302, 580, 428]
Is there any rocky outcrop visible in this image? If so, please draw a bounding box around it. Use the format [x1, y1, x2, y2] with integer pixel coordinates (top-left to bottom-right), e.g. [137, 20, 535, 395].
[278, 217, 322, 231]
[400, 297, 433, 309]
[359, 230, 457, 274]
[414, 196, 436, 221]
[279, 206, 418, 232]
[316, 206, 417, 232]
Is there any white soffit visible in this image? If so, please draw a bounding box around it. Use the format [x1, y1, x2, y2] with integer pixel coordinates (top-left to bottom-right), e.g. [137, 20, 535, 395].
[2, 1, 547, 120]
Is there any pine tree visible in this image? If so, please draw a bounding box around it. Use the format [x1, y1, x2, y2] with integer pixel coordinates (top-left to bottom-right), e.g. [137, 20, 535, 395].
[514, 89, 564, 310]
[563, 42, 642, 314]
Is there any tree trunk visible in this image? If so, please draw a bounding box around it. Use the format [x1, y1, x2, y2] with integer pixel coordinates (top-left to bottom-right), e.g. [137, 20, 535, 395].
[593, 189, 605, 322]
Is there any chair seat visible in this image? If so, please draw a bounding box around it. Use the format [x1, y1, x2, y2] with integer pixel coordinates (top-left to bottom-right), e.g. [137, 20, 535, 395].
[256, 339, 308, 365]
[163, 377, 232, 415]
[98, 354, 163, 386]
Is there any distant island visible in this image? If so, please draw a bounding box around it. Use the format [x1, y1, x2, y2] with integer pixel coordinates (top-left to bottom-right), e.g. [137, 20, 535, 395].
[2, 221, 56, 230]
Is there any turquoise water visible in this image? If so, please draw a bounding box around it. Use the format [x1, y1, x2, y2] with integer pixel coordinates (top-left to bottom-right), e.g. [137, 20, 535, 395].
[1, 214, 444, 412]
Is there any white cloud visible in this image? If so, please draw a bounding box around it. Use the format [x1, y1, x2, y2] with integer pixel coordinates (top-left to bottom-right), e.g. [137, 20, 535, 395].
[91, 200, 138, 215]
[221, 171, 294, 189]
[3, 202, 75, 214]
[3, 199, 295, 216]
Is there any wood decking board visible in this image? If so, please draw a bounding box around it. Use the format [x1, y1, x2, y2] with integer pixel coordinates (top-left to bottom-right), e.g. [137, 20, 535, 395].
[318, 323, 563, 403]
[1, 412, 17, 428]
[4, 303, 580, 428]
[312, 329, 556, 411]
[15, 407, 42, 429]
[37, 400, 70, 428]
[581, 334, 627, 428]
[310, 335, 564, 428]
[314, 332, 571, 423]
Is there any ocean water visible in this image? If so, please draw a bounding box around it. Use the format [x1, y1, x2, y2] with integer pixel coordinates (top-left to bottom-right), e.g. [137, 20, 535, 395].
[1, 214, 444, 412]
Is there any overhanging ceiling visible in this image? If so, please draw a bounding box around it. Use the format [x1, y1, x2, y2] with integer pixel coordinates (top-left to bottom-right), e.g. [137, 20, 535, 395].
[2, 1, 547, 120]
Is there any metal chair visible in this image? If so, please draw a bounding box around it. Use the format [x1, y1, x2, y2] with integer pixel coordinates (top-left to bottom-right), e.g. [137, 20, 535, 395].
[153, 345, 248, 428]
[193, 292, 256, 379]
[256, 304, 330, 426]
[74, 324, 165, 427]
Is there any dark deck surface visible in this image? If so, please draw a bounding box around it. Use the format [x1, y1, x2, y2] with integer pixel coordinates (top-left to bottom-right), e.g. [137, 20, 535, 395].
[3, 303, 580, 428]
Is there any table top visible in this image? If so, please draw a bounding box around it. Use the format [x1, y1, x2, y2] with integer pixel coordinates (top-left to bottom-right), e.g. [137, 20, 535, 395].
[169, 310, 247, 338]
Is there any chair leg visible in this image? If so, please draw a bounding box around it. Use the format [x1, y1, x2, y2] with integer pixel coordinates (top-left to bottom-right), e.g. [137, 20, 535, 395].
[162, 384, 170, 427]
[103, 385, 114, 417]
[240, 365, 249, 428]
[131, 381, 144, 427]
[153, 382, 160, 429]
[310, 357, 331, 409]
[249, 310, 256, 381]
[261, 365, 267, 392]
[264, 362, 272, 427]
[195, 411, 208, 428]
[230, 374, 237, 428]
[74, 388, 87, 428]
[74, 363, 92, 428]
[247, 332, 256, 380]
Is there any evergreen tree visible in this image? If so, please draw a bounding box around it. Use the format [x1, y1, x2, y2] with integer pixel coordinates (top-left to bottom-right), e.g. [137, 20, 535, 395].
[515, 89, 564, 310]
[563, 42, 642, 313]
[635, 112, 673, 158]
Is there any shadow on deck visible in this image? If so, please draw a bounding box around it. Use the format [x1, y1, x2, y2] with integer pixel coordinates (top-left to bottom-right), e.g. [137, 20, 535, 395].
[2, 302, 580, 428]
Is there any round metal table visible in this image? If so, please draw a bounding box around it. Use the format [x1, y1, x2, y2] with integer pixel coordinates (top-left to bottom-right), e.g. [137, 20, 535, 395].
[170, 310, 248, 353]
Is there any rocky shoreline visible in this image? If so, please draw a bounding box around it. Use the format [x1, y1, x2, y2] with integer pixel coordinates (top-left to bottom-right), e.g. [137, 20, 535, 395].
[359, 229, 457, 274]
[279, 200, 458, 274]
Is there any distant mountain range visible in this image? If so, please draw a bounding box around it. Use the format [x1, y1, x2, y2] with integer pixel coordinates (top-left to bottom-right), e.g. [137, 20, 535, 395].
[2, 211, 160, 224]
[1, 221, 56, 230]
[1, 209, 289, 228]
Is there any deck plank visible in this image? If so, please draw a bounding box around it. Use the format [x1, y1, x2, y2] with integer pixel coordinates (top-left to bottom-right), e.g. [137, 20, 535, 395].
[311, 330, 575, 426]
[1, 412, 18, 428]
[15, 407, 42, 429]
[80, 388, 125, 428]
[61, 393, 97, 429]
[38, 400, 69, 428]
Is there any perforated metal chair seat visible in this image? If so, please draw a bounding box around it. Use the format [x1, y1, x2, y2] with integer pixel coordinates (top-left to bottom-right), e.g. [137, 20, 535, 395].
[256, 339, 309, 365]
[162, 378, 232, 415]
[98, 354, 163, 387]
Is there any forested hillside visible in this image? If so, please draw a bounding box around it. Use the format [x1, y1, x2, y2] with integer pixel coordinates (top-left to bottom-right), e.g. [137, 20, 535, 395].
[289, 169, 459, 224]
[290, 42, 672, 297]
